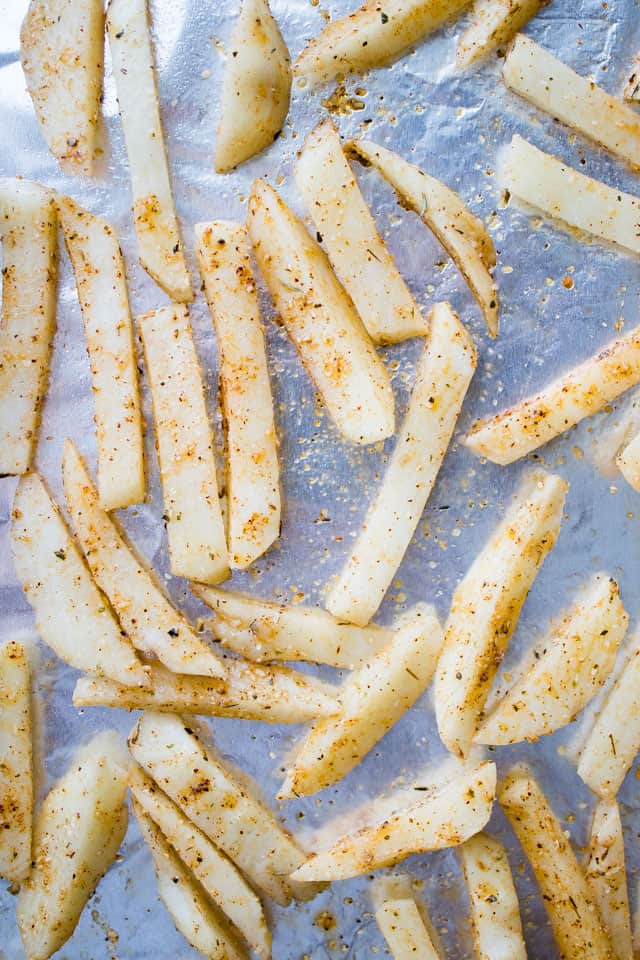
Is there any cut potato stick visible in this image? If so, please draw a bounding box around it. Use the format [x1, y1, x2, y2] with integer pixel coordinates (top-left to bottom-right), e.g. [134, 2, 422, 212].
[617, 430, 640, 491]
[0, 179, 57, 475]
[293, 0, 469, 86]
[62, 440, 225, 679]
[296, 120, 425, 344]
[500, 134, 640, 256]
[133, 800, 245, 960]
[0, 641, 32, 884]
[476, 574, 628, 746]
[326, 301, 476, 626]
[499, 769, 615, 960]
[193, 584, 392, 668]
[348, 139, 498, 336]
[466, 321, 640, 465]
[215, 0, 291, 172]
[20, 0, 104, 174]
[375, 893, 441, 959]
[458, 832, 527, 960]
[138, 304, 228, 584]
[73, 660, 338, 724]
[195, 221, 280, 568]
[11, 472, 149, 688]
[57, 195, 145, 510]
[247, 178, 395, 445]
[585, 800, 633, 960]
[129, 712, 320, 905]
[291, 761, 497, 882]
[16, 731, 128, 960]
[106, 0, 192, 301]
[457, 0, 548, 68]
[624, 55, 640, 103]
[281, 605, 443, 798]
[435, 470, 567, 758]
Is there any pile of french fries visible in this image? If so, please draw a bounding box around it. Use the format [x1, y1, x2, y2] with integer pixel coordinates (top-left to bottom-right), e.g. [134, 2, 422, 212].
[3, 0, 640, 957]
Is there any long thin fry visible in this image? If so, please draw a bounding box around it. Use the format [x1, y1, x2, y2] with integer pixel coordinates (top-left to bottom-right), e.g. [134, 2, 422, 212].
[585, 800, 633, 960]
[457, 0, 549, 68]
[375, 890, 441, 959]
[0, 641, 32, 884]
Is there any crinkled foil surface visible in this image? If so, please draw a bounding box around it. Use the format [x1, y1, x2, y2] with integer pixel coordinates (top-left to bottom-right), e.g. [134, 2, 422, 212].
[2, 1, 640, 957]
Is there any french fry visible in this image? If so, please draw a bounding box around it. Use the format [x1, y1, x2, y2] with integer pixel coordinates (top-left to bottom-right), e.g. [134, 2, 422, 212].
[16, 731, 128, 960]
[281, 605, 443, 798]
[61, 440, 226, 679]
[617, 429, 640, 491]
[499, 135, 640, 256]
[585, 800, 633, 960]
[326, 301, 476, 626]
[290, 761, 497, 882]
[57, 195, 145, 510]
[456, 0, 549, 68]
[11, 472, 149, 688]
[195, 221, 280, 568]
[465, 321, 640, 465]
[458, 832, 527, 959]
[247, 178, 395, 445]
[374, 879, 441, 960]
[0, 641, 32, 884]
[193, 584, 392, 668]
[0, 179, 57, 475]
[106, 0, 192, 302]
[348, 139, 498, 337]
[132, 800, 246, 960]
[293, 0, 469, 87]
[499, 769, 615, 960]
[137, 304, 228, 584]
[624, 54, 640, 103]
[476, 574, 628, 746]
[295, 120, 426, 345]
[435, 470, 567, 758]
[20, 0, 104, 174]
[129, 712, 321, 906]
[215, 0, 291, 172]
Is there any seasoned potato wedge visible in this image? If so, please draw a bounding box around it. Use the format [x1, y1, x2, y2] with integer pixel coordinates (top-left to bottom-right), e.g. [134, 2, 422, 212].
[215, 0, 291, 172]
[0, 179, 57, 475]
[16, 731, 128, 960]
[617, 430, 640, 491]
[585, 800, 633, 960]
[624, 54, 640, 103]
[0, 641, 33, 884]
[247, 178, 395, 445]
[20, 0, 104, 174]
[374, 885, 441, 959]
[457, 0, 549, 68]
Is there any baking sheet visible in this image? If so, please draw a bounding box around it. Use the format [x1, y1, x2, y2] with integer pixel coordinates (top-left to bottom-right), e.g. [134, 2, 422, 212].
[2, 0, 640, 956]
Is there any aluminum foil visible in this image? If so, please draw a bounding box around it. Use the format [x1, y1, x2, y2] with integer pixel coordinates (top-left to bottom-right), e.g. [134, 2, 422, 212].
[2, 0, 640, 957]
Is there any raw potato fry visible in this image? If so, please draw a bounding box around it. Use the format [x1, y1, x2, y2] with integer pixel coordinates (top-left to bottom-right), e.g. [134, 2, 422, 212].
[291, 761, 497, 882]
[133, 801, 245, 960]
[0, 641, 32, 884]
[0, 179, 56, 475]
[195, 222, 280, 568]
[138, 304, 228, 584]
[215, 0, 291, 172]
[11, 472, 149, 688]
[503, 35, 640, 169]
[296, 120, 425, 344]
[294, 0, 469, 86]
[499, 769, 615, 960]
[458, 832, 527, 960]
[247, 178, 395, 446]
[20, 0, 104, 174]
[375, 893, 441, 959]
[435, 470, 567, 758]
[476, 574, 628, 746]
[129, 767, 269, 959]
[624, 54, 640, 103]
[500, 134, 640, 255]
[193, 584, 392, 668]
[129, 712, 320, 906]
[585, 800, 633, 960]
[326, 301, 476, 626]
[457, 0, 549, 68]
[106, 0, 192, 301]
[57, 195, 145, 510]
[617, 430, 640, 491]
[281, 605, 443, 797]
[62, 440, 226, 679]
[465, 320, 640, 465]
[348, 139, 499, 336]
[16, 731, 128, 960]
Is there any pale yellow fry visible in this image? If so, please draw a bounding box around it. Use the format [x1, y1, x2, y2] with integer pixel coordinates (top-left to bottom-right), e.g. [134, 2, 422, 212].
[375, 897, 441, 959]
[457, 0, 549, 68]
[585, 800, 633, 960]
[0, 641, 32, 884]
[617, 430, 640, 491]
[624, 54, 640, 103]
